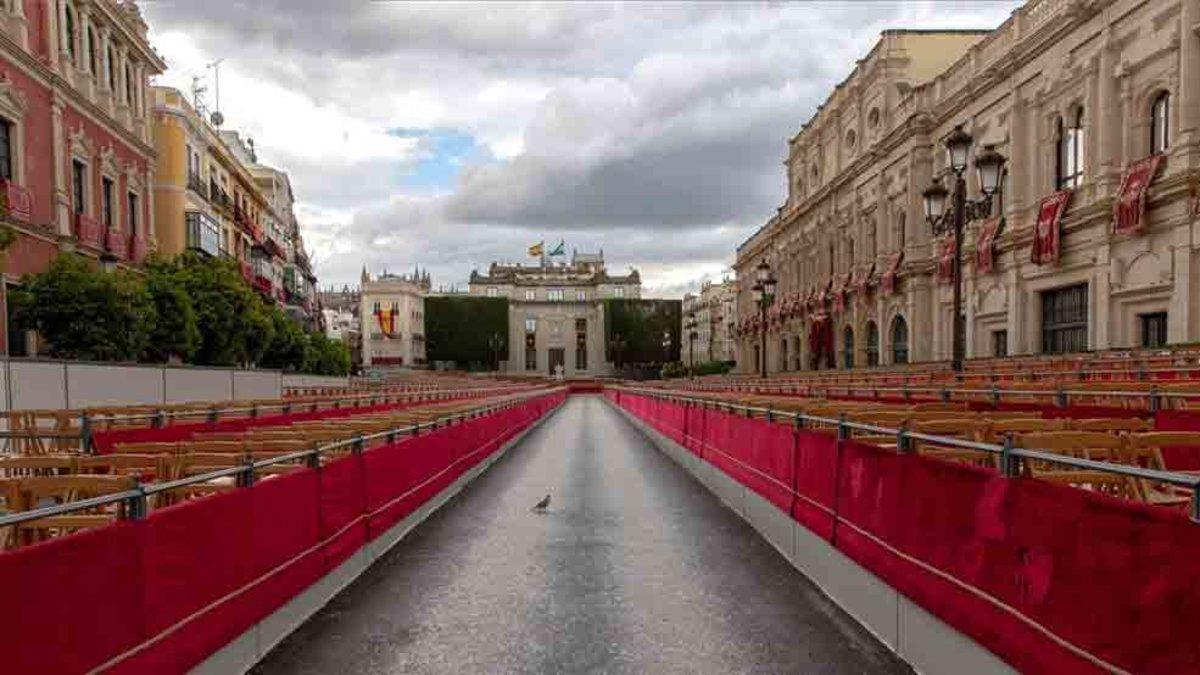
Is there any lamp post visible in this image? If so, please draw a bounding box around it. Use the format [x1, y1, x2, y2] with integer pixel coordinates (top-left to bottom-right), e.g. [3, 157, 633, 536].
[922, 125, 1006, 373]
[488, 332, 504, 372]
[608, 333, 626, 371]
[751, 259, 777, 379]
[685, 311, 698, 374]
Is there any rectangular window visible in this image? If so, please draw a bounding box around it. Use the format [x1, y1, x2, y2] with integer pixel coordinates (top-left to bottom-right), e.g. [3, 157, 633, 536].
[101, 177, 114, 227]
[548, 288, 564, 301]
[576, 346, 587, 370]
[72, 161, 86, 214]
[127, 192, 138, 236]
[613, 287, 625, 298]
[576, 290, 587, 301]
[0, 118, 12, 182]
[185, 212, 221, 256]
[1041, 284, 1088, 354]
[1140, 312, 1168, 349]
[486, 287, 498, 298]
[525, 317, 536, 334]
[524, 289, 536, 301]
[525, 346, 537, 371]
[992, 330, 1008, 358]
[575, 318, 586, 332]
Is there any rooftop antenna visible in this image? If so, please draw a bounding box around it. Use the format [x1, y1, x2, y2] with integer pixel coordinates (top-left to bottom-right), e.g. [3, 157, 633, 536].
[207, 59, 225, 127]
[190, 75, 208, 119]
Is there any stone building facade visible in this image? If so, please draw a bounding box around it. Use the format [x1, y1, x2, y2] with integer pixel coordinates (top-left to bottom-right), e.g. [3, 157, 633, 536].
[683, 278, 738, 366]
[734, 0, 1200, 374]
[359, 267, 429, 370]
[468, 251, 641, 377]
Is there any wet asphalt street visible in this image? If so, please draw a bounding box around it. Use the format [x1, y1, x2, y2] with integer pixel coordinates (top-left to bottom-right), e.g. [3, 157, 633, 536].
[252, 396, 911, 675]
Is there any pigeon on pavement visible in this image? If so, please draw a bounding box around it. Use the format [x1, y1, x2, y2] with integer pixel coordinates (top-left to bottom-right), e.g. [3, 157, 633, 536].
[531, 494, 551, 512]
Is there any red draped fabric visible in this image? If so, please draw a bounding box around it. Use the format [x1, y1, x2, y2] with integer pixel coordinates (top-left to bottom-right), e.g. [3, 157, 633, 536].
[1113, 154, 1162, 236]
[975, 217, 1001, 273]
[613, 393, 1200, 675]
[1031, 190, 1071, 265]
[937, 234, 955, 283]
[0, 391, 565, 674]
[881, 251, 903, 295]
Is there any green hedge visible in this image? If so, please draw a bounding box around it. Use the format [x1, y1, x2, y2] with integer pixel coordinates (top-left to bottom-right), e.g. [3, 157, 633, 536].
[424, 296, 508, 367]
[603, 298, 682, 365]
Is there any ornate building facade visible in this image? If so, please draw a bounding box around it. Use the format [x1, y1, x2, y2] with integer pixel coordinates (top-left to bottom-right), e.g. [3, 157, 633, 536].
[468, 250, 641, 377]
[360, 267, 429, 370]
[734, 0, 1200, 374]
[683, 277, 738, 366]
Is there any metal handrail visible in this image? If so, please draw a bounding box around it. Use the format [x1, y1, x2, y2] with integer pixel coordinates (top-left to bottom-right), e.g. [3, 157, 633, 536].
[0, 388, 565, 530]
[614, 387, 1200, 521]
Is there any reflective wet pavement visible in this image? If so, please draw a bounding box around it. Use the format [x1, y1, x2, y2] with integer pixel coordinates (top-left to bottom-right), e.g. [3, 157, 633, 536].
[252, 396, 911, 674]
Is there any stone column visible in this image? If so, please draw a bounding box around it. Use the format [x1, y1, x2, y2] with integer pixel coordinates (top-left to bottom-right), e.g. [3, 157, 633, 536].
[56, 0, 70, 69]
[1176, 0, 1200, 164]
[1095, 34, 1121, 197]
[51, 96, 71, 238]
[1005, 259, 1023, 355]
[1170, 235, 1193, 343]
[1005, 87, 1027, 218]
[1094, 243, 1111, 349]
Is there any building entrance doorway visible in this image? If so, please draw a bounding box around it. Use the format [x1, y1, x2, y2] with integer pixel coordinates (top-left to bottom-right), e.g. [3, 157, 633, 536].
[548, 348, 566, 376]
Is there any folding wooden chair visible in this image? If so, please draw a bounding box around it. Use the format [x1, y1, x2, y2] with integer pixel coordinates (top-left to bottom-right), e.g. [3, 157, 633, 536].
[910, 419, 993, 467]
[0, 455, 78, 479]
[1123, 432, 1200, 508]
[7, 475, 136, 547]
[1070, 418, 1154, 433]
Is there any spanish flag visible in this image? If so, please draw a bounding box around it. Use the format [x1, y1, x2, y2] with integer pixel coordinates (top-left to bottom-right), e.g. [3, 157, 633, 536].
[528, 241, 544, 257]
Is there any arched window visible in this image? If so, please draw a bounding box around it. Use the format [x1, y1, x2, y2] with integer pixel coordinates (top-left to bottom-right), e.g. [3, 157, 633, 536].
[1056, 107, 1084, 190]
[65, 5, 77, 61]
[780, 337, 788, 372]
[87, 27, 96, 75]
[107, 45, 115, 90]
[125, 62, 135, 107]
[842, 326, 854, 369]
[891, 316, 909, 364]
[1151, 92, 1170, 155]
[865, 321, 879, 367]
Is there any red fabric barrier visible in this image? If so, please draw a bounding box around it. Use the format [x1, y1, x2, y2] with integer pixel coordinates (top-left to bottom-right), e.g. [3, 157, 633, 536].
[1154, 410, 1200, 469]
[0, 522, 145, 674]
[0, 391, 563, 674]
[614, 393, 1200, 675]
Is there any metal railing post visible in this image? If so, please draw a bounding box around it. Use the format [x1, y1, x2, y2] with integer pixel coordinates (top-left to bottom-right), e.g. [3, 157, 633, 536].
[152, 409, 165, 429]
[939, 388, 950, 403]
[207, 406, 219, 425]
[237, 456, 255, 488]
[990, 385, 1001, 408]
[1149, 386, 1162, 414]
[353, 435, 365, 454]
[124, 482, 149, 520]
[999, 435, 1020, 478]
[836, 414, 848, 443]
[1055, 388, 1068, 409]
[79, 412, 93, 455]
[896, 422, 911, 454]
[765, 408, 773, 423]
[250, 404, 259, 419]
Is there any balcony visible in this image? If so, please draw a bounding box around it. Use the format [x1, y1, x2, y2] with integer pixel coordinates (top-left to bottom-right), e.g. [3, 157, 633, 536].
[1, 179, 32, 224]
[104, 228, 129, 260]
[252, 274, 273, 296]
[187, 172, 207, 199]
[239, 261, 253, 283]
[185, 212, 221, 257]
[74, 213, 104, 250]
[131, 237, 149, 264]
[210, 183, 231, 211]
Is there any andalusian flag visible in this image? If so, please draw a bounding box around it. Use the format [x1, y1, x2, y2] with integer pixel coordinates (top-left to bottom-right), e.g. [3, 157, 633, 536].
[528, 241, 544, 257]
[547, 239, 565, 256]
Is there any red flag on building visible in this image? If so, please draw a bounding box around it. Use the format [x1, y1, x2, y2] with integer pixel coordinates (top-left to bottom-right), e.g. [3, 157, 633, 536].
[854, 263, 875, 305]
[975, 217, 1001, 274]
[1031, 190, 1071, 265]
[881, 251, 903, 295]
[1113, 154, 1163, 235]
[937, 235, 956, 283]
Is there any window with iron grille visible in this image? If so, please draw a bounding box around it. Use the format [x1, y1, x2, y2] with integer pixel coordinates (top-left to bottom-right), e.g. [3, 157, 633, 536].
[102, 177, 114, 227]
[1056, 109, 1084, 190]
[865, 322, 879, 367]
[72, 161, 86, 214]
[1151, 92, 1170, 155]
[993, 330, 1008, 358]
[1140, 312, 1167, 349]
[1041, 284, 1088, 354]
[842, 326, 854, 369]
[891, 316, 908, 364]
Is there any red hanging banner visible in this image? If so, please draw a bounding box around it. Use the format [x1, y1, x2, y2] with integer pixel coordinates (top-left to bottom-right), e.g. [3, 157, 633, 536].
[881, 251, 903, 295]
[975, 217, 1001, 274]
[1031, 190, 1071, 265]
[832, 273, 850, 313]
[1113, 154, 1162, 235]
[936, 235, 956, 284]
[853, 263, 874, 306]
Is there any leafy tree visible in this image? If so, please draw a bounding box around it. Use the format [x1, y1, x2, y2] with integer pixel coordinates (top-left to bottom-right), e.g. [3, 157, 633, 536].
[603, 299, 682, 365]
[424, 296, 508, 368]
[170, 253, 273, 366]
[15, 254, 155, 361]
[306, 332, 350, 375]
[142, 259, 200, 363]
[260, 307, 308, 371]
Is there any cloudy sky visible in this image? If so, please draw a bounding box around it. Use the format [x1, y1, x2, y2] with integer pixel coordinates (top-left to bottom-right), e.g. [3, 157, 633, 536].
[140, 0, 1019, 297]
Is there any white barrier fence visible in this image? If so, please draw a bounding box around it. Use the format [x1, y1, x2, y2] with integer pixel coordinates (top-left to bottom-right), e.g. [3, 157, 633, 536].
[0, 358, 348, 412]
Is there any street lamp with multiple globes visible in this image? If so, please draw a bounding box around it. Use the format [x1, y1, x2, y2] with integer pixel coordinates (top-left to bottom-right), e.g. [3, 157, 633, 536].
[751, 259, 777, 379]
[661, 329, 673, 366]
[921, 124, 1007, 373]
[685, 311, 698, 373]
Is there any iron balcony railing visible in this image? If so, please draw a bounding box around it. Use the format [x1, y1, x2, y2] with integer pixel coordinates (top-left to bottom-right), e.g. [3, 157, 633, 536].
[612, 386, 1200, 523]
[0, 388, 566, 530]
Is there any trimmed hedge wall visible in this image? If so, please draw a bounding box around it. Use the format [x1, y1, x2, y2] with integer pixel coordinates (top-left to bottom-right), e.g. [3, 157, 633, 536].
[424, 296, 509, 366]
[603, 299, 682, 365]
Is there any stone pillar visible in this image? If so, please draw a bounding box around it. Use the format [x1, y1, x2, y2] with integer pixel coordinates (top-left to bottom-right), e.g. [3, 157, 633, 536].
[51, 95, 71, 238]
[1094, 243, 1111, 350]
[1096, 35, 1122, 196]
[56, 0, 70, 70]
[1006, 260, 1023, 355]
[1005, 88, 1028, 218]
[964, 270, 976, 360]
[1176, 0, 1200, 164]
[1170, 234, 1194, 343]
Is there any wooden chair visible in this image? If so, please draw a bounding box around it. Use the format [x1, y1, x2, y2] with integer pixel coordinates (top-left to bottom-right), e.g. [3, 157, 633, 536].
[1123, 432, 1200, 508]
[0, 455, 78, 479]
[984, 418, 1067, 443]
[77, 454, 165, 481]
[1016, 431, 1138, 499]
[7, 475, 135, 547]
[112, 441, 181, 456]
[910, 419, 993, 467]
[1070, 418, 1154, 433]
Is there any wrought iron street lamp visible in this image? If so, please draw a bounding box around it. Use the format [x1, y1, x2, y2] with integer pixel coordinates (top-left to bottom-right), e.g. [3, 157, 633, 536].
[751, 258, 777, 379]
[661, 330, 673, 366]
[922, 125, 1006, 373]
[685, 311, 698, 373]
[488, 332, 504, 371]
